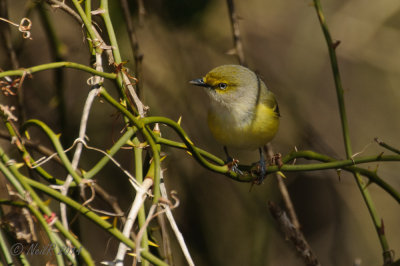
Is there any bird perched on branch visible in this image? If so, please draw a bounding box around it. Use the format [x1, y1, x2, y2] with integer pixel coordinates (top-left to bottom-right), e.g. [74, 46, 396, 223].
[190, 64, 280, 182]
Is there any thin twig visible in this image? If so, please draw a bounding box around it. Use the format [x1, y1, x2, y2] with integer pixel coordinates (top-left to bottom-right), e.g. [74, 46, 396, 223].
[134, 204, 157, 265]
[0, 0, 19, 69]
[45, 0, 83, 24]
[265, 143, 301, 230]
[59, 88, 100, 232]
[0, 129, 62, 164]
[156, 205, 173, 264]
[119, 0, 144, 100]
[93, 184, 126, 222]
[134, 194, 180, 265]
[375, 138, 400, 155]
[159, 170, 195, 266]
[99, 0, 147, 116]
[114, 177, 153, 265]
[122, 73, 146, 117]
[57, 86, 100, 261]
[137, 0, 146, 26]
[0, 0, 25, 123]
[0, 129, 127, 220]
[226, 0, 246, 66]
[268, 201, 321, 266]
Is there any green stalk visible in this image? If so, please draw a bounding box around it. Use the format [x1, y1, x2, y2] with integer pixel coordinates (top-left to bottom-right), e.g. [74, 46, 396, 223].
[0, 211, 14, 265]
[70, 0, 102, 53]
[133, 137, 150, 266]
[99, 88, 163, 201]
[0, 149, 93, 265]
[100, 0, 122, 63]
[143, 116, 230, 174]
[99, 0, 132, 113]
[313, 1, 392, 263]
[1, 110, 69, 186]
[21, 119, 83, 184]
[375, 138, 400, 155]
[83, 0, 95, 56]
[28, 205, 65, 266]
[23, 177, 167, 266]
[0, 61, 116, 80]
[84, 126, 138, 179]
[154, 136, 225, 165]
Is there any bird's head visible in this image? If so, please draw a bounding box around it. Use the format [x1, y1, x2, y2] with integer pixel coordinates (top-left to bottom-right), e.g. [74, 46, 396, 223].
[190, 65, 258, 106]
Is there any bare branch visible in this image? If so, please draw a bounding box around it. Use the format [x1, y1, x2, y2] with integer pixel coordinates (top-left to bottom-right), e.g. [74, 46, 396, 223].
[268, 201, 321, 266]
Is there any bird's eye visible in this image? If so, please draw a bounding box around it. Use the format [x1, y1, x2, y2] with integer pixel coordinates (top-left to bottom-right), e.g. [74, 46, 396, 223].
[218, 83, 227, 90]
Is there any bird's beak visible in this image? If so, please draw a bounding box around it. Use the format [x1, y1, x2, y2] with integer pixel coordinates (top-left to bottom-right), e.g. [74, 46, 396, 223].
[189, 78, 209, 88]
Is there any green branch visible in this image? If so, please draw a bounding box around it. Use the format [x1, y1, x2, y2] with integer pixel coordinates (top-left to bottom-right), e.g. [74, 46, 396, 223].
[0, 111, 67, 186]
[100, 0, 122, 64]
[0, 148, 94, 265]
[375, 138, 400, 155]
[0, 222, 14, 265]
[84, 126, 138, 179]
[21, 119, 82, 184]
[23, 176, 167, 266]
[280, 150, 400, 170]
[134, 137, 150, 266]
[99, 0, 131, 111]
[312, 1, 393, 263]
[143, 116, 230, 174]
[0, 61, 116, 80]
[70, 0, 102, 53]
[99, 88, 163, 202]
[155, 136, 225, 165]
[278, 150, 400, 203]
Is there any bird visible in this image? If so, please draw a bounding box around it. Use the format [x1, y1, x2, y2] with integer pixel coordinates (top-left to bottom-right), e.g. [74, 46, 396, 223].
[189, 64, 280, 182]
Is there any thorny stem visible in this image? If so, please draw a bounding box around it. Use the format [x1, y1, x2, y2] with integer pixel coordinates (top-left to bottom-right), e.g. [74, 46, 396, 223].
[313, 1, 393, 263]
[0, 148, 94, 265]
[100, 0, 145, 117]
[0, 61, 117, 80]
[133, 137, 150, 266]
[22, 176, 166, 266]
[70, 0, 102, 53]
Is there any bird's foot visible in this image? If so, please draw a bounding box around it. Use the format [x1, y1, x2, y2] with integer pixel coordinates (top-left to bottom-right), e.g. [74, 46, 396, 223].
[253, 158, 267, 185]
[253, 151, 283, 185]
[225, 157, 243, 175]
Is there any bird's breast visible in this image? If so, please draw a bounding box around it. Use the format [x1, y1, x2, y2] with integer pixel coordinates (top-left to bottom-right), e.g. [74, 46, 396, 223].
[207, 102, 279, 149]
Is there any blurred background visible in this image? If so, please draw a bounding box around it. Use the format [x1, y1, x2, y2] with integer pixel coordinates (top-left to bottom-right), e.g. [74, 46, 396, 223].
[1, 0, 400, 265]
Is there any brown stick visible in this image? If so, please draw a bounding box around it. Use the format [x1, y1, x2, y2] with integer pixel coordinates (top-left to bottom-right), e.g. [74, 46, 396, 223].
[264, 143, 301, 229]
[119, 0, 144, 100]
[268, 201, 321, 266]
[226, 0, 247, 66]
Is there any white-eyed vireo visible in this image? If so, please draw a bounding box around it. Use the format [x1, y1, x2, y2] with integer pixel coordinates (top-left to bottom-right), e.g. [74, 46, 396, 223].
[190, 65, 280, 181]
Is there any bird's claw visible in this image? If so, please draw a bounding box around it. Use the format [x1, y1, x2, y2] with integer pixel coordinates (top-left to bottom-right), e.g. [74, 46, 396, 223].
[226, 158, 243, 175]
[254, 152, 282, 185]
[254, 159, 267, 185]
